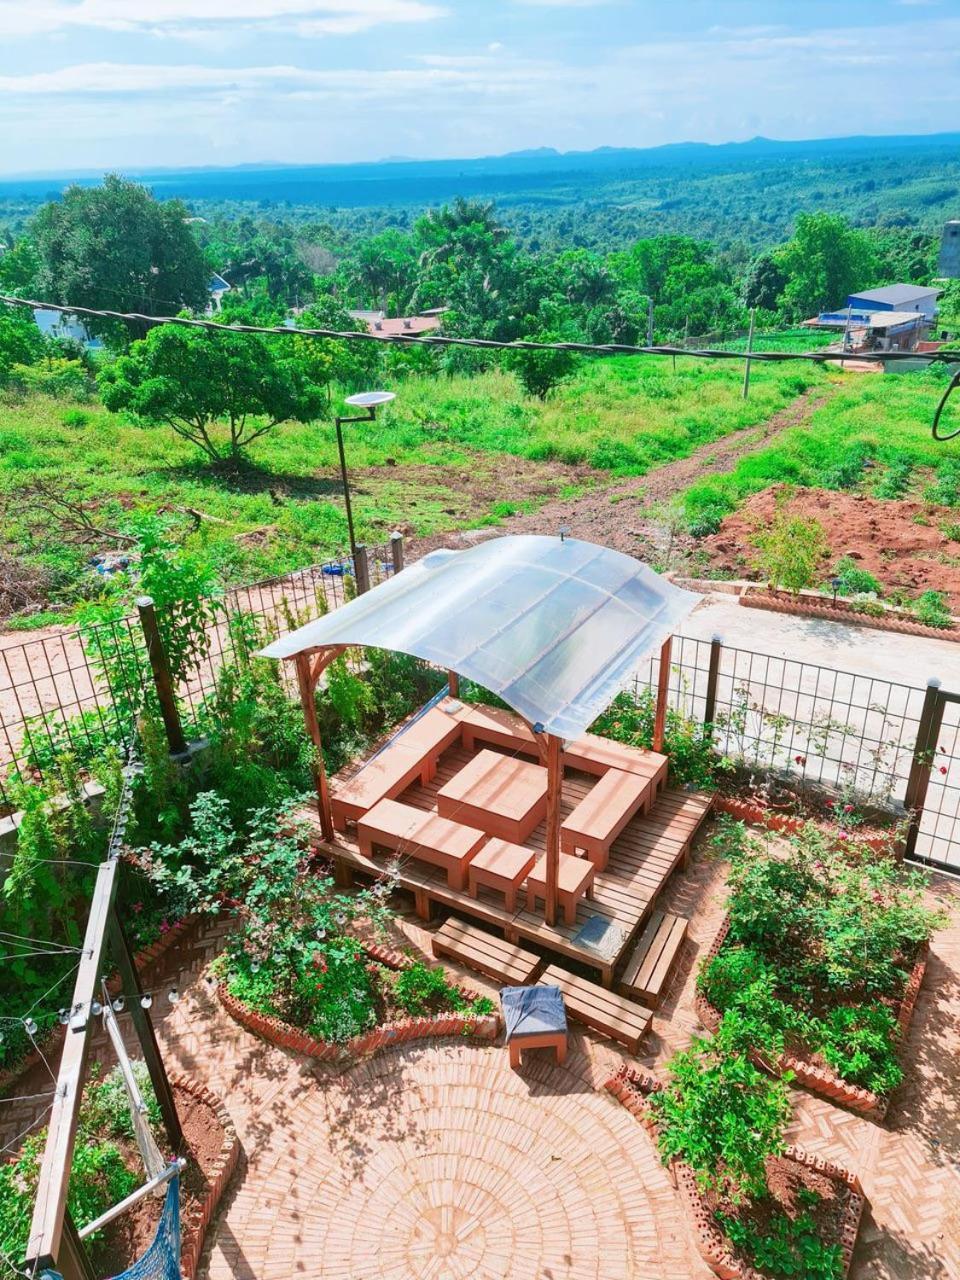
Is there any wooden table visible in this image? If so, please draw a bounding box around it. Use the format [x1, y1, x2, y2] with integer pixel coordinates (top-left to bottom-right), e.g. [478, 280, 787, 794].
[356, 798, 487, 891]
[467, 838, 538, 911]
[526, 852, 595, 926]
[437, 749, 548, 843]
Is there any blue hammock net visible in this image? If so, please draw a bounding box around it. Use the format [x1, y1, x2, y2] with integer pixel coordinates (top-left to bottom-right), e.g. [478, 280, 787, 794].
[42, 1174, 181, 1280]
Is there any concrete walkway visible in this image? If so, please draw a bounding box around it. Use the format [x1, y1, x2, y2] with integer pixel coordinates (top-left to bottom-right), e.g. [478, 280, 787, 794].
[681, 592, 960, 691]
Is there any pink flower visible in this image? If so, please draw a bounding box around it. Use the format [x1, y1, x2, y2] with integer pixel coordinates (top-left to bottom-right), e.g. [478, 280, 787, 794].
[838, 830, 849, 840]
[843, 804, 854, 814]
[132, 902, 143, 914]
[159, 919, 169, 933]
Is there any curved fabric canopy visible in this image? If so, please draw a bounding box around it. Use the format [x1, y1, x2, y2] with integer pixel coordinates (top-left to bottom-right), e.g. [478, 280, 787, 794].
[259, 535, 699, 741]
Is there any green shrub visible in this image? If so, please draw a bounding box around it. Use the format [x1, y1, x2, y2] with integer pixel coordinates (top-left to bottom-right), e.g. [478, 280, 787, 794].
[9, 358, 91, 400]
[750, 499, 827, 594]
[590, 686, 718, 789]
[717, 1206, 843, 1280]
[649, 1019, 792, 1202]
[61, 408, 90, 428]
[393, 961, 460, 1015]
[914, 590, 953, 629]
[831, 556, 882, 597]
[814, 1003, 903, 1096]
[874, 458, 913, 500]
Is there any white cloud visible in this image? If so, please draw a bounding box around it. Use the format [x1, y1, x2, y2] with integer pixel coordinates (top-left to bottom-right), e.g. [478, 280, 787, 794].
[0, 0, 447, 38]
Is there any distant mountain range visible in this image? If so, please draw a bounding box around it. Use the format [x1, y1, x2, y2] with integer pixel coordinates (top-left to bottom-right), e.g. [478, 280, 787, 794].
[2, 131, 959, 206]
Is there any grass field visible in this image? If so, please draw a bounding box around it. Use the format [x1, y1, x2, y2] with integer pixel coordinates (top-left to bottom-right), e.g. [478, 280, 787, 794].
[0, 352, 821, 621]
[679, 365, 960, 533]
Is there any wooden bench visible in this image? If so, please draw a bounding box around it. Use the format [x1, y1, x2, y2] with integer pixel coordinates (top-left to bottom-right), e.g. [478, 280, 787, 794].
[538, 964, 652, 1054]
[331, 707, 462, 830]
[560, 767, 653, 870]
[564, 733, 668, 789]
[618, 911, 688, 1007]
[357, 799, 486, 890]
[448, 701, 540, 758]
[432, 917, 543, 985]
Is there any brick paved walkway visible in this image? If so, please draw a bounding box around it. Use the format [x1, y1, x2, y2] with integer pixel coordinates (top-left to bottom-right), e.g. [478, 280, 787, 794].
[2, 838, 957, 1279]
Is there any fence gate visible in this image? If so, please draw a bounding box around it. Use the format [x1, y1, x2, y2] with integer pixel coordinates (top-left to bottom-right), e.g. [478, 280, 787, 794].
[907, 684, 960, 873]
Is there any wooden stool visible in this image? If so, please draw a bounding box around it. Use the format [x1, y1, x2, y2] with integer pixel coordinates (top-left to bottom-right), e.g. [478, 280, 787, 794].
[500, 984, 568, 1070]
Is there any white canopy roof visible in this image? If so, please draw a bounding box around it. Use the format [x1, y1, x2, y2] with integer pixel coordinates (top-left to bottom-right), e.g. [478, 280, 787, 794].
[260, 535, 698, 741]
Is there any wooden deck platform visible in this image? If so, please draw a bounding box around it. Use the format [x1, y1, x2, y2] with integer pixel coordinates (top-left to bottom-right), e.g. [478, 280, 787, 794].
[297, 741, 713, 987]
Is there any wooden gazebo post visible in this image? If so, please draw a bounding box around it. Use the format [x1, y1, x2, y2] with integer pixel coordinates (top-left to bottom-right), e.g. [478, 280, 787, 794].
[653, 636, 673, 753]
[292, 646, 346, 842]
[543, 734, 563, 927]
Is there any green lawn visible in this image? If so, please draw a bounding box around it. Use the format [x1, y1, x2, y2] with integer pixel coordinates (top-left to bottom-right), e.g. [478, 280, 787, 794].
[678, 365, 960, 531]
[0, 354, 822, 620]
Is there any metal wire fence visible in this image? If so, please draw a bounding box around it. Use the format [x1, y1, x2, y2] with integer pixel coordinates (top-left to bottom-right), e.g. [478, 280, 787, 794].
[632, 635, 927, 812]
[0, 542, 398, 808]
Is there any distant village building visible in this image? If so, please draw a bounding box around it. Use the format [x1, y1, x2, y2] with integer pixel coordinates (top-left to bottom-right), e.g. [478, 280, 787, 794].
[940, 220, 960, 279]
[809, 282, 941, 353]
[32, 308, 100, 350]
[347, 308, 445, 338]
[207, 273, 232, 313]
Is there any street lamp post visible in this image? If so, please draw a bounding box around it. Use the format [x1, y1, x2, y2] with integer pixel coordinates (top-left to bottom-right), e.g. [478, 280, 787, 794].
[334, 391, 396, 565]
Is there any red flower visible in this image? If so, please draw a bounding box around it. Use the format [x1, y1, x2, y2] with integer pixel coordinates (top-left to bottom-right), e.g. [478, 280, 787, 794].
[794, 755, 806, 766]
[843, 804, 854, 813]
[940, 766, 948, 776]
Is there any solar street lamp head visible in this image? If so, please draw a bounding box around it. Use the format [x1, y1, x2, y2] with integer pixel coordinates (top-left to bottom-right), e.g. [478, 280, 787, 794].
[344, 391, 396, 409]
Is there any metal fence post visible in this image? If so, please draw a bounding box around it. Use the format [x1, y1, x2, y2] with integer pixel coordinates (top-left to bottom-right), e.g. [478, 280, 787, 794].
[354, 544, 371, 596]
[390, 531, 405, 575]
[135, 597, 187, 757]
[902, 679, 945, 861]
[703, 635, 723, 732]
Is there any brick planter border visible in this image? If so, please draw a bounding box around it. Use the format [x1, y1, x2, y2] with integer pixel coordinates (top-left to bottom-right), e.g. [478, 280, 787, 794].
[605, 1065, 865, 1280]
[217, 938, 500, 1063]
[0, 914, 197, 1096]
[741, 587, 960, 643]
[713, 797, 896, 855]
[168, 1073, 240, 1280]
[695, 916, 929, 1120]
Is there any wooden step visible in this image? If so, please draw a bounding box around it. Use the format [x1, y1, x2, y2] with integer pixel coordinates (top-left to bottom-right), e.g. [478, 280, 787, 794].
[432, 917, 543, 985]
[538, 964, 652, 1054]
[618, 911, 688, 1007]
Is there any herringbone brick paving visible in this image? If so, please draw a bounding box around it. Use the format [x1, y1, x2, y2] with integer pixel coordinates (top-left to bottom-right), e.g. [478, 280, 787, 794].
[3, 836, 957, 1278]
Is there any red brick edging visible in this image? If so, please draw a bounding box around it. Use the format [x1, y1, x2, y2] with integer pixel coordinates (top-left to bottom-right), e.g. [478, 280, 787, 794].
[605, 1066, 865, 1280]
[713, 797, 895, 855]
[168, 1073, 240, 1280]
[695, 916, 929, 1120]
[217, 938, 500, 1063]
[0, 914, 197, 1097]
[741, 588, 960, 642]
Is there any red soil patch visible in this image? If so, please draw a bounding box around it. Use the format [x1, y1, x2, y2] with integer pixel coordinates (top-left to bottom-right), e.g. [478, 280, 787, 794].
[703, 485, 960, 609]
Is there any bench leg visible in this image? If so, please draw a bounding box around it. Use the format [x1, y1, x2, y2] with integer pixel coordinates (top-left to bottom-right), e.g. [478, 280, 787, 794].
[680, 840, 691, 870]
[554, 1038, 567, 1066]
[447, 865, 465, 892]
[509, 1040, 521, 1069]
[413, 887, 432, 920]
[333, 858, 353, 889]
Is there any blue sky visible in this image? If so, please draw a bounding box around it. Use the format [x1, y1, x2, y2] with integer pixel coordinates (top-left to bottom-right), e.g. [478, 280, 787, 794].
[0, 0, 958, 175]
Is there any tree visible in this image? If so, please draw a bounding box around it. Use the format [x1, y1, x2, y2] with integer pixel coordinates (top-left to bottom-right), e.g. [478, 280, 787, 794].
[750, 494, 827, 593]
[742, 253, 787, 311]
[777, 212, 877, 319]
[0, 237, 41, 295]
[31, 176, 208, 345]
[0, 304, 45, 381]
[98, 325, 327, 464]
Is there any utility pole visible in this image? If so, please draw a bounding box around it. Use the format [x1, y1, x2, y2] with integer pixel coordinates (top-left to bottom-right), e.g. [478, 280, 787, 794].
[742, 308, 756, 400]
[646, 296, 655, 347]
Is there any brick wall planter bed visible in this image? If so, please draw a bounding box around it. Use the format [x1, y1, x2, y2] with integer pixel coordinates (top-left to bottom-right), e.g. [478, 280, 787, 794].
[605, 1065, 866, 1280]
[169, 1073, 241, 1280]
[217, 938, 500, 1063]
[712, 797, 896, 855]
[740, 587, 960, 642]
[695, 916, 929, 1121]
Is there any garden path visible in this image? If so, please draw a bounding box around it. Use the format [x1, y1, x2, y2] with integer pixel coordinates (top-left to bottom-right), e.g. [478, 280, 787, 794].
[1, 839, 956, 1279]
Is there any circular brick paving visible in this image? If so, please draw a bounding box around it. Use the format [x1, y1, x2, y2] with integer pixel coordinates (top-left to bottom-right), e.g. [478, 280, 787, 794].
[205, 1042, 696, 1280]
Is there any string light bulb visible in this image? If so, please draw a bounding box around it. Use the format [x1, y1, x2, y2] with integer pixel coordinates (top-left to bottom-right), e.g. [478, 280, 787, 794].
[140, 993, 153, 1009]
[23, 1017, 38, 1036]
[167, 987, 180, 1004]
[112, 995, 125, 1013]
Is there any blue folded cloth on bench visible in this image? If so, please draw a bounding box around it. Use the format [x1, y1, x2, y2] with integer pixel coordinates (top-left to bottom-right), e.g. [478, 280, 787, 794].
[500, 984, 566, 1038]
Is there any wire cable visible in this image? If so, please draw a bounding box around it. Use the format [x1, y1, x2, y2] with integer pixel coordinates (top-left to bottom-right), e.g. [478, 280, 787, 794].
[3, 292, 959, 367]
[931, 365, 960, 441]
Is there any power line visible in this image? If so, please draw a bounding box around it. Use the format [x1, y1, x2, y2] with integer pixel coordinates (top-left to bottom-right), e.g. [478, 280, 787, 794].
[2, 292, 958, 367]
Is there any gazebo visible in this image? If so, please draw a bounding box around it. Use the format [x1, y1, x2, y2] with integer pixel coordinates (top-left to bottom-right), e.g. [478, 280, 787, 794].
[261, 535, 698, 936]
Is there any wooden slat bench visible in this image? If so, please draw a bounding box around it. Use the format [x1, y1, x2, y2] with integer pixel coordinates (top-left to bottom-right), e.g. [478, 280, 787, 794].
[538, 964, 652, 1054]
[357, 799, 486, 890]
[331, 707, 463, 830]
[564, 733, 667, 788]
[618, 911, 688, 1007]
[432, 917, 543, 985]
